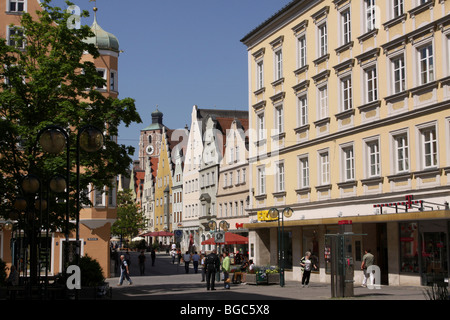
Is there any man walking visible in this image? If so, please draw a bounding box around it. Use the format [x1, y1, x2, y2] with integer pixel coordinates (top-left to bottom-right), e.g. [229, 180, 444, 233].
[118, 254, 132, 286]
[361, 249, 375, 287]
[205, 249, 220, 290]
[183, 251, 192, 274]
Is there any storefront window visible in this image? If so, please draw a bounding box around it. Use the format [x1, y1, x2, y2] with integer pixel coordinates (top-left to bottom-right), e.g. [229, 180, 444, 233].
[279, 231, 293, 269]
[325, 226, 338, 274]
[420, 221, 448, 285]
[399, 222, 419, 273]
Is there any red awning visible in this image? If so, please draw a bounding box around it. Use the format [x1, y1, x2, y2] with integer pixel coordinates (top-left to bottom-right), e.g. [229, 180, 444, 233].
[201, 232, 248, 245]
[140, 231, 174, 237]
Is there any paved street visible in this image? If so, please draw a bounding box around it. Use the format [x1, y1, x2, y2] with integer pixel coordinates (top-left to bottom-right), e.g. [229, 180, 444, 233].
[106, 251, 427, 301]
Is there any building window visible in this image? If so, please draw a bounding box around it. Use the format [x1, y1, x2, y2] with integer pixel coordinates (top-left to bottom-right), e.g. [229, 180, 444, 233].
[276, 162, 285, 192]
[342, 146, 355, 181]
[97, 69, 106, 89]
[420, 126, 437, 169]
[257, 166, 266, 195]
[365, 0, 377, 32]
[8, 27, 25, 49]
[298, 36, 307, 68]
[299, 156, 309, 188]
[318, 23, 327, 57]
[394, 134, 409, 173]
[110, 70, 117, 91]
[274, 49, 283, 81]
[365, 67, 378, 102]
[318, 85, 328, 119]
[418, 44, 434, 85]
[393, 0, 404, 18]
[341, 9, 351, 45]
[256, 60, 264, 90]
[319, 151, 330, 185]
[392, 55, 406, 94]
[341, 76, 353, 111]
[257, 113, 265, 141]
[275, 105, 284, 134]
[366, 140, 380, 177]
[8, 0, 25, 12]
[298, 95, 308, 127]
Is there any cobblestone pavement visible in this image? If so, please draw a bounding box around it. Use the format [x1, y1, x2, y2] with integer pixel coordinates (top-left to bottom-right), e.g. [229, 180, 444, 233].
[106, 251, 427, 301]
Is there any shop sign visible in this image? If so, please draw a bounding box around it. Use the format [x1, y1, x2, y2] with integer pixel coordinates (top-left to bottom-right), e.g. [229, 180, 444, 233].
[257, 210, 277, 222]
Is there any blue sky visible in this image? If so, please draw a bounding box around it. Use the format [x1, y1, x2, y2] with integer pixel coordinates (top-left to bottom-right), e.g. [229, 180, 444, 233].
[51, 0, 291, 160]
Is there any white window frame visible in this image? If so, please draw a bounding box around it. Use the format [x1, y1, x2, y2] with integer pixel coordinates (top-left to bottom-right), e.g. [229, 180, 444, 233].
[364, 138, 381, 178]
[298, 155, 309, 188]
[417, 43, 434, 85]
[96, 68, 107, 90]
[341, 8, 351, 45]
[340, 75, 353, 111]
[274, 104, 284, 134]
[392, 0, 404, 18]
[318, 150, 330, 185]
[393, 132, 409, 173]
[274, 48, 283, 81]
[256, 59, 264, 90]
[257, 112, 265, 141]
[276, 161, 285, 192]
[318, 23, 328, 57]
[365, 66, 378, 103]
[7, 0, 26, 13]
[318, 84, 328, 119]
[7, 26, 25, 49]
[341, 144, 355, 182]
[297, 35, 307, 68]
[390, 54, 406, 94]
[417, 124, 438, 169]
[297, 95, 308, 127]
[257, 165, 266, 195]
[365, 0, 377, 32]
[110, 70, 118, 92]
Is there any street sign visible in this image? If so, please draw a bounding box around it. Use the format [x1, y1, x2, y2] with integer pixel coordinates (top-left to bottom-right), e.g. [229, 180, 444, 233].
[214, 231, 225, 243]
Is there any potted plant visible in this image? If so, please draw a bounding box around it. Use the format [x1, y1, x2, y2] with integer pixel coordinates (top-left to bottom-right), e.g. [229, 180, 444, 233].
[77, 255, 110, 299]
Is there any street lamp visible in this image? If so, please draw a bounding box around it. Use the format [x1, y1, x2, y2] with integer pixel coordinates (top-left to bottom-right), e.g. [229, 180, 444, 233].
[208, 220, 229, 252]
[268, 207, 293, 287]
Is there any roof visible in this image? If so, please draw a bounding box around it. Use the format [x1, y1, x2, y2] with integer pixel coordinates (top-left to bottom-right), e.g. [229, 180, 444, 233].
[84, 10, 119, 52]
[240, 0, 302, 45]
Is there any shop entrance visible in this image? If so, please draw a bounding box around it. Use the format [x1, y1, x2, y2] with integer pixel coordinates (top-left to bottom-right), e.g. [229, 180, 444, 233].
[420, 221, 449, 285]
[376, 223, 389, 285]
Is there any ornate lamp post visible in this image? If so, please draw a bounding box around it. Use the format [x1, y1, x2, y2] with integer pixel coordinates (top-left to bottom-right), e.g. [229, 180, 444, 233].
[268, 207, 293, 287]
[208, 220, 229, 252]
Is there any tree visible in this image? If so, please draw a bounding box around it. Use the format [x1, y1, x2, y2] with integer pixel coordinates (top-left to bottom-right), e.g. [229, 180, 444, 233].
[0, 0, 142, 231]
[111, 189, 146, 244]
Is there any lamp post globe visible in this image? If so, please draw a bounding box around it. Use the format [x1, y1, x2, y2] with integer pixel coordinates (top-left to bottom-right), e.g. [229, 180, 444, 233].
[21, 175, 40, 194]
[49, 175, 67, 193]
[39, 127, 67, 154]
[79, 126, 104, 152]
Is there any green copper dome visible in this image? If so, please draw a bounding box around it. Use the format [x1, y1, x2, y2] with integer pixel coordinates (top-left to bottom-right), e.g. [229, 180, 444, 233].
[84, 11, 119, 52]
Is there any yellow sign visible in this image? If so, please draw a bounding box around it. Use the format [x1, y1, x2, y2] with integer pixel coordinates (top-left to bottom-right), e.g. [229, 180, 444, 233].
[257, 210, 277, 221]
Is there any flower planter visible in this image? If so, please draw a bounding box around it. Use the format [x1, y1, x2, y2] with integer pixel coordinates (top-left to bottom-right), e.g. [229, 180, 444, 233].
[267, 273, 280, 285]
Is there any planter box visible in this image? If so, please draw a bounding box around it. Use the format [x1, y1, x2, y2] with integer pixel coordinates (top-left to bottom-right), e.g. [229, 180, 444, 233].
[267, 273, 280, 285]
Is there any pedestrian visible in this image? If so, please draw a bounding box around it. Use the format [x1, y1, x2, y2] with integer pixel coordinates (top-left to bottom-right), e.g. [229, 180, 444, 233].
[300, 251, 316, 288]
[200, 252, 206, 282]
[138, 250, 146, 276]
[205, 249, 220, 291]
[118, 254, 132, 285]
[151, 248, 156, 266]
[192, 251, 200, 273]
[170, 248, 177, 264]
[6, 265, 18, 286]
[183, 251, 192, 274]
[361, 249, 375, 287]
[222, 252, 231, 289]
[177, 249, 182, 264]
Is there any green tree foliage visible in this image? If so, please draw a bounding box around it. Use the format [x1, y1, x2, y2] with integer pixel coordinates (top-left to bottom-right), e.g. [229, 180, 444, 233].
[111, 189, 146, 242]
[0, 0, 141, 231]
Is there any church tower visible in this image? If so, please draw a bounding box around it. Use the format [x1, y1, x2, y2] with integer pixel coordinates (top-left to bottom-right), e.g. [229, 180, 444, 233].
[138, 107, 165, 170]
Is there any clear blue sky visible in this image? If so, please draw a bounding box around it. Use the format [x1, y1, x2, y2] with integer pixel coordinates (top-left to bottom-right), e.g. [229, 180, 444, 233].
[52, 0, 292, 160]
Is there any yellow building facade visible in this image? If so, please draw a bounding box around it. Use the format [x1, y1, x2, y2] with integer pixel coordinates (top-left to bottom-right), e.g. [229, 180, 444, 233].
[154, 128, 174, 238]
[242, 0, 450, 286]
